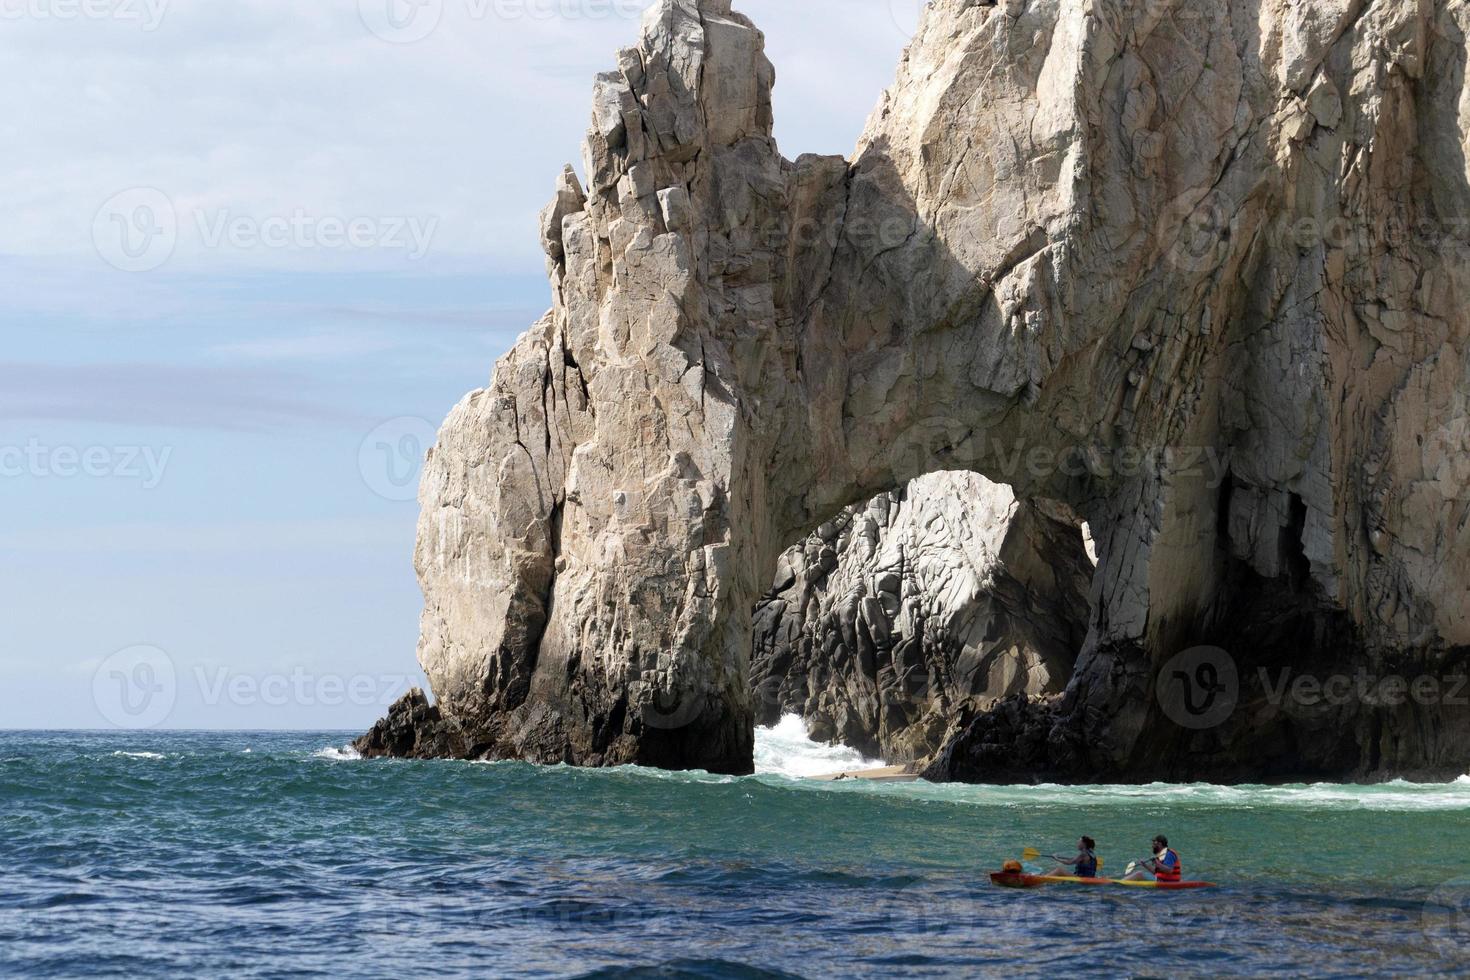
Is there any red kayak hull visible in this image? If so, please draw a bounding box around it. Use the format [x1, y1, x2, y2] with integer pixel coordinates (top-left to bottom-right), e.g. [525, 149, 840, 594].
[989, 872, 1108, 888]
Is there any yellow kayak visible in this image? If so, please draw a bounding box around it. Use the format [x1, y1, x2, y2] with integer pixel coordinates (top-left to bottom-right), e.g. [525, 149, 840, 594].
[991, 872, 1216, 890]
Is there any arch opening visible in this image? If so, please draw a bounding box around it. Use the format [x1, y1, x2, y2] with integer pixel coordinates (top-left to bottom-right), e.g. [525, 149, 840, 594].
[749, 471, 1096, 772]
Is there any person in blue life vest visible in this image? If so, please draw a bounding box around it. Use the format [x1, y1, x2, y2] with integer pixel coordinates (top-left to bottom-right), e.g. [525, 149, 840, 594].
[1045, 836, 1100, 878]
[1124, 835, 1183, 882]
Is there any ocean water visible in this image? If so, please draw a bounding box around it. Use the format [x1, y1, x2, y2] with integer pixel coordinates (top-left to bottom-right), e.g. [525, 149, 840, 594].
[4, 725, 1470, 978]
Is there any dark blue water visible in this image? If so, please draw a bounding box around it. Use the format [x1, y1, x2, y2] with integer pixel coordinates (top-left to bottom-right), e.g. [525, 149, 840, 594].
[3, 731, 1469, 977]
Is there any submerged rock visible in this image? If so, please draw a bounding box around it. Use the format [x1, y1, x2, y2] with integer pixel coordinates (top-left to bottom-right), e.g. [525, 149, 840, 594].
[355, 689, 469, 760]
[363, 0, 1470, 781]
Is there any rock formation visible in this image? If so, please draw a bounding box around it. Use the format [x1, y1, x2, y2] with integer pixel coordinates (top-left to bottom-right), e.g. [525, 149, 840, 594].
[361, 0, 1470, 782]
[751, 472, 1093, 764]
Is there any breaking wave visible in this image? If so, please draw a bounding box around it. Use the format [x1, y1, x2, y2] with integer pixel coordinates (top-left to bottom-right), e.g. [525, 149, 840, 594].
[752, 714, 887, 779]
[312, 745, 362, 761]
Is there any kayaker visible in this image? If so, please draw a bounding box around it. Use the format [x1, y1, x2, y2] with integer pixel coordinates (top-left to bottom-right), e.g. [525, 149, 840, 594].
[1045, 836, 1100, 878]
[1123, 835, 1183, 882]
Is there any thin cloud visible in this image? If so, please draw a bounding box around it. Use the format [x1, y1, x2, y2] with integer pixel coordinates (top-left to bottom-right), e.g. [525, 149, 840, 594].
[3, 516, 410, 555]
[265, 303, 546, 329]
[0, 361, 362, 431]
[211, 331, 402, 361]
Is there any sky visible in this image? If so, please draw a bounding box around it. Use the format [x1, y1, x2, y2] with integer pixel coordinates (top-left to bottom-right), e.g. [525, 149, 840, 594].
[1, 0, 921, 730]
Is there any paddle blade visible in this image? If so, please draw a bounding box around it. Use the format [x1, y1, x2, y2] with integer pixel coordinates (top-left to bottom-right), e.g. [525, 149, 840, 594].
[1021, 847, 1041, 861]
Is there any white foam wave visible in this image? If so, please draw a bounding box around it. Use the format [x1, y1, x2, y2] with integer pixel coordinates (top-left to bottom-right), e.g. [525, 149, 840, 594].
[753, 714, 887, 779]
[313, 745, 362, 761]
[873, 778, 1470, 812]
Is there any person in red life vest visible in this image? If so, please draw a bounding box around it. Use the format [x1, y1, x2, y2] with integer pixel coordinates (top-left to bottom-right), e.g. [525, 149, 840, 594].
[1123, 835, 1183, 882]
[1045, 836, 1100, 878]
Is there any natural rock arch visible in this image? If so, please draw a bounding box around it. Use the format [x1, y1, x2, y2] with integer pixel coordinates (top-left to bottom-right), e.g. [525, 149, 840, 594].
[360, 0, 1470, 781]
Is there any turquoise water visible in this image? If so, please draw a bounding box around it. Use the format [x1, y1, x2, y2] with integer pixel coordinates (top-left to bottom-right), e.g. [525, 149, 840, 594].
[4, 730, 1470, 977]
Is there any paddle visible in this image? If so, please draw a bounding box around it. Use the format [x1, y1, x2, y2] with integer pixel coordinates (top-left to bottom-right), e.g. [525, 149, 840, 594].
[1125, 855, 1167, 876]
[1020, 847, 1105, 872]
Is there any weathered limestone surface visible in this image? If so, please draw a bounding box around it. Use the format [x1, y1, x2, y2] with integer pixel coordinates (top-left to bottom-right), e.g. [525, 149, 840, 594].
[361, 0, 1470, 781]
[751, 472, 1093, 764]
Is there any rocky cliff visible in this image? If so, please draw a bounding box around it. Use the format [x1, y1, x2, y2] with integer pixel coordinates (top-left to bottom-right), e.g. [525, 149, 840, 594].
[751, 472, 1093, 764]
[360, 0, 1470, 782]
